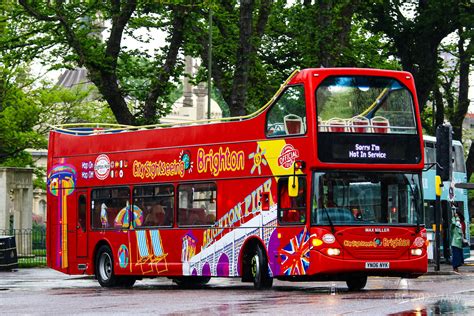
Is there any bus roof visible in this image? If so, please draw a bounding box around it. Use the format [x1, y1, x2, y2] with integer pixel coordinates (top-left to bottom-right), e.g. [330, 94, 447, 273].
[423, 135, 462, 146]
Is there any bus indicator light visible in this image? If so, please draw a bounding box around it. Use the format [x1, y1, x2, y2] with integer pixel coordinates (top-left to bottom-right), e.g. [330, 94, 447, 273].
[312, 238, 323, 247]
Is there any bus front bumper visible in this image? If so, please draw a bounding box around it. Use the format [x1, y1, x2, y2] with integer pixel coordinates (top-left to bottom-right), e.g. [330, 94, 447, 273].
[276, 250, 428, 281]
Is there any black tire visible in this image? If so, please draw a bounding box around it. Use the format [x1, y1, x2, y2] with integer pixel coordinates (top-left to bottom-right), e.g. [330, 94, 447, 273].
[95, 245, 119, 287]
[346, 275, 367, 291]
[118, 277, 136, 288]
[173, 276, 211, 288]
[251, 246, 273, 290]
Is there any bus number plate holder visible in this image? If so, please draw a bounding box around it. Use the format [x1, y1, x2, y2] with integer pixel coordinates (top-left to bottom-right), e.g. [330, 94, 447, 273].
[365, 262, 390, 269]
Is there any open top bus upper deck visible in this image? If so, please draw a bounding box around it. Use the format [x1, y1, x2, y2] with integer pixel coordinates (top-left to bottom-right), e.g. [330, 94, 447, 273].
[49, 68, 424, 176]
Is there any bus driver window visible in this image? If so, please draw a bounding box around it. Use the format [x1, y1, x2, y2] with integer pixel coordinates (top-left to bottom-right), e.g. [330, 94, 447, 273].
[278, 177, 306, 224]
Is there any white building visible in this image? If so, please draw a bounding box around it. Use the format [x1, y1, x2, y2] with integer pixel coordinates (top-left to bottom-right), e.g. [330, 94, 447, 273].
[161, 56, 222, 123]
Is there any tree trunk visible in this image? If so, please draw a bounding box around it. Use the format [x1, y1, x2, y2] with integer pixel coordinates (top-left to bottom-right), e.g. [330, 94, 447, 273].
[143, 7, 186, 124]
[88, 69, 136, 126]
[229, 0, 254, 116]
[399, 38, 440, 113]
[451, 28, 472, 141]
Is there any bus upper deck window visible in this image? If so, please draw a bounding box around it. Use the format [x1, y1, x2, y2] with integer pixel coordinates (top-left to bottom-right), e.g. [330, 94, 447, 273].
[316, 76, 417, 135]
[266, 85, 307, 137]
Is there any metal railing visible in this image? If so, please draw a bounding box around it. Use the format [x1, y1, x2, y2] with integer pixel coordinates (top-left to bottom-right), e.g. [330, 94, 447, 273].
[0, 227, 46, 267]
[50, 70, 300, 135]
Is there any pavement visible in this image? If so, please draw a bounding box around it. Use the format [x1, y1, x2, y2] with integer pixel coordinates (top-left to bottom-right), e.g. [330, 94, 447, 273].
[427, 249, 474, 275]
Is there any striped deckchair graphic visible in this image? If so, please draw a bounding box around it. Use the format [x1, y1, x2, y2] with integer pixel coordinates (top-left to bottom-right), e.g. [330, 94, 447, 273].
[135, 230, 154, 274]
[150, 230, 168, 274]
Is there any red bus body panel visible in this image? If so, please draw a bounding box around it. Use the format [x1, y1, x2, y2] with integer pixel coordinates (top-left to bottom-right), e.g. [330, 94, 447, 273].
[46, 68, 427, 281]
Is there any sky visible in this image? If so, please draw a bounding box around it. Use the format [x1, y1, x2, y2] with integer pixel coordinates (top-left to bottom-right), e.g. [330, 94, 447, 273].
[31, 12, 473, 114]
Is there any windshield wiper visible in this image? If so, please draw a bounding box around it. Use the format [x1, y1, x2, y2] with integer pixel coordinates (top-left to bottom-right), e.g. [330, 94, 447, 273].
[323, 208, 336, 234]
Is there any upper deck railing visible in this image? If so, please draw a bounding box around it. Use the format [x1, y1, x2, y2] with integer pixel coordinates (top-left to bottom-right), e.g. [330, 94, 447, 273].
[50, 70, 300, 136]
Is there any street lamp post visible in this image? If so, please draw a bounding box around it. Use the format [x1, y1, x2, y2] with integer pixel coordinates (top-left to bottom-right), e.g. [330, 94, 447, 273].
[207, 7, 212, 120]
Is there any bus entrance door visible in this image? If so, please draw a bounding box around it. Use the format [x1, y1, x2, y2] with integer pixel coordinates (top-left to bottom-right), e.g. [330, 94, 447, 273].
[76, 192, 88, 258]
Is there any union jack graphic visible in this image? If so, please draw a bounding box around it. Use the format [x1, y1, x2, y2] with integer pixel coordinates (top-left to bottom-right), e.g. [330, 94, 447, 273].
[279, 227, 313, 275]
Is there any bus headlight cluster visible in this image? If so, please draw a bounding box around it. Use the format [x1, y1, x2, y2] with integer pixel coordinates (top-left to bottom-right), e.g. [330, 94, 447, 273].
[411, 248, 423, 256]
[327, 248, 341, 256]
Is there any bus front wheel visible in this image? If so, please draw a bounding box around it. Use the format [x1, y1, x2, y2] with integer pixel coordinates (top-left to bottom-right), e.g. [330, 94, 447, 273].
[118, 277, 136, 288]
[173, 276, 211, 288]
[95, 245, 120, 287]
[346, 275, 367, 291]
[251, 246, 273, 290]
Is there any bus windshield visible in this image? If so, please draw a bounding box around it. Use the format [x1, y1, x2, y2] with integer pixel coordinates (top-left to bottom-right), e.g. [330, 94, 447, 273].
[312, 172, 422, 225]
[317, 76, 417, 134]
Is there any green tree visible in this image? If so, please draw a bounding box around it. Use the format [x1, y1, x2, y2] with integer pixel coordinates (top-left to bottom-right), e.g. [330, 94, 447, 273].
[35, 85, 117, 134]
[467, 145, 474, 180]
[363, 0, 471, 113]
[187, 0, 273, 116]
[0, 66, 46, 166]
[432, 33, 473, 141]
[12, 1, 194, 125]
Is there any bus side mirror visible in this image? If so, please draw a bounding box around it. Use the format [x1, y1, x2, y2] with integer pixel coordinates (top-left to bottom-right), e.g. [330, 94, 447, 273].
[288, 176, 298, 197]
[288, 160, 304, 198]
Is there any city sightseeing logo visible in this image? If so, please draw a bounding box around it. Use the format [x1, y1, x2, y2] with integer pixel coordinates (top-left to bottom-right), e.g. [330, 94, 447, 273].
[278, 144, 299, 169]
[94, 154, 111, 180]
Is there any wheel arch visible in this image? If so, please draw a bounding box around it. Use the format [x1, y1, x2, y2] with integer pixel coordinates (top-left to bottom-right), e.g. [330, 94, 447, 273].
[92, 239, 113, 274]
[239, 235, 268, 282]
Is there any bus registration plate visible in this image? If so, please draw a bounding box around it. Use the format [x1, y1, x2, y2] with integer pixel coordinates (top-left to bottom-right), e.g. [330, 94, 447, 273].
[365, 262, 390, 269]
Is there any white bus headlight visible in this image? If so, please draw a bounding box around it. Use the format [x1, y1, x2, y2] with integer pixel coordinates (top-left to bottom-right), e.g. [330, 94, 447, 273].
[327, 248, 341, 256]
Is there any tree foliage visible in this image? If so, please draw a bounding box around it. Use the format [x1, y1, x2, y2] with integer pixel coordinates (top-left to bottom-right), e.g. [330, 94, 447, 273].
[2, 1, 472, 142]
[0, 66, 46, 166]
[362, 0, 472, 113]
[9, 0, 404, 120]
[11, 1, 196, 125]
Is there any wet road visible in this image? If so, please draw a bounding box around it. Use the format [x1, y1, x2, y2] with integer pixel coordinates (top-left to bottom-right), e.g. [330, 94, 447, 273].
[1, 268, 474, 315]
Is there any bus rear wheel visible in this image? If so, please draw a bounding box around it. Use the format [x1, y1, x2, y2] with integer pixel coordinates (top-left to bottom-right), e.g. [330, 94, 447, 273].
[95, 245, 120, 287]
[346, 275, 367, 291]
[251, 246, 273, 290]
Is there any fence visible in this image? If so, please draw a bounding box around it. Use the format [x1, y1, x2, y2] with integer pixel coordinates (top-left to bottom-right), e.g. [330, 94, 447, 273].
[0, 227, 46, 267]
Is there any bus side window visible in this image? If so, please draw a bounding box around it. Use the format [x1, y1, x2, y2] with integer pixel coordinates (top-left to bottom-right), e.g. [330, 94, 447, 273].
[278, 177, 306, 224]
[91, 187, 130, 230]
[134, 184, 174, 228]
[266, 85, 307, 137]
[178, 183, 216, 226]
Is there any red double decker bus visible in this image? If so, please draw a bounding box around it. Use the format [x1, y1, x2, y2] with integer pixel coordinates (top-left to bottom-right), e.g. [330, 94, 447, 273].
[47, 68, 427, 290]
